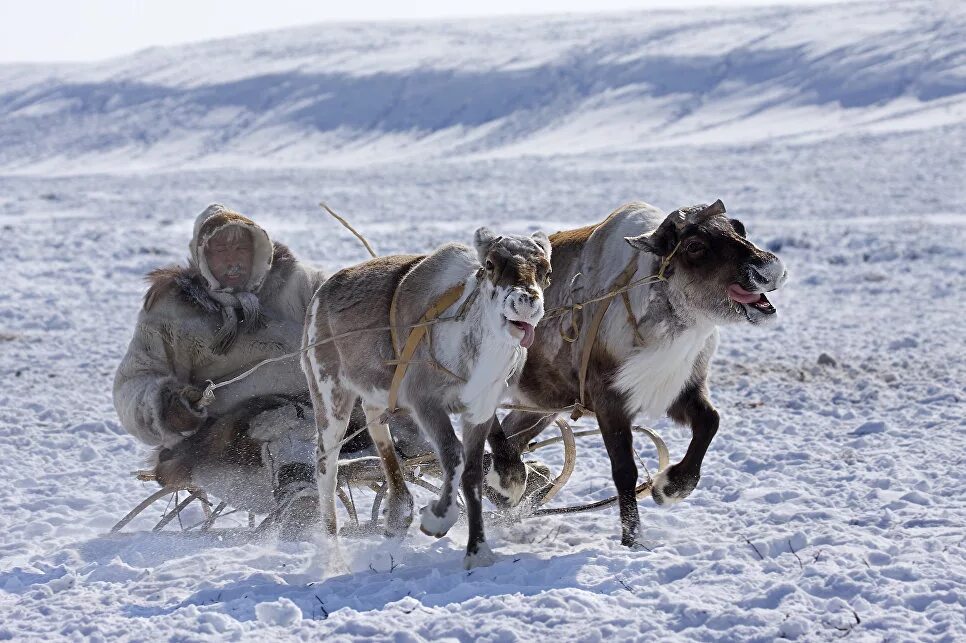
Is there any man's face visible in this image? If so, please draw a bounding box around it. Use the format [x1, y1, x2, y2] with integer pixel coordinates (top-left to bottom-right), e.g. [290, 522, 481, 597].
[204, 227, 254, 289]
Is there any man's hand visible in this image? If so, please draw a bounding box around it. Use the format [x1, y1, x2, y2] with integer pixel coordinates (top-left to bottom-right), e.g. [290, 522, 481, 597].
[181, 385, 205, 408]
[161, 383, 207, 434]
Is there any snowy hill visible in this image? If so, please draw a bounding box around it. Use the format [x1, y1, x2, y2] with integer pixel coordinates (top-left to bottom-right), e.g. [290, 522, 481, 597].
[1, 0, 964, 172]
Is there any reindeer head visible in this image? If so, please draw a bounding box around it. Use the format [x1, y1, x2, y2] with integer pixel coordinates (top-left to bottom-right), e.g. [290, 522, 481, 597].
[625, 200, 787, 325]
[473, 228, 552, 347]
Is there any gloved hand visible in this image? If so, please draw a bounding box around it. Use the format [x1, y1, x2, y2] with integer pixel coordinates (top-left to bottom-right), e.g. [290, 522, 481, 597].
[161, 383, 207, 434]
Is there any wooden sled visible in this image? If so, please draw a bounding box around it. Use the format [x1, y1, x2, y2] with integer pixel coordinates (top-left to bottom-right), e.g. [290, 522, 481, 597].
[111, 419, 669, 535]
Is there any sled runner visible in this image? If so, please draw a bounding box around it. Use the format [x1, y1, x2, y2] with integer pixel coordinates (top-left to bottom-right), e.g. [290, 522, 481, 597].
[110, 418, 668, 534]
[110, 474, 221, 533]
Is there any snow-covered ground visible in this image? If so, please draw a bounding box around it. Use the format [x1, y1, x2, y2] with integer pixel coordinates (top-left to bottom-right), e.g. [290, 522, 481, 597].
[1, 1, 964, 640]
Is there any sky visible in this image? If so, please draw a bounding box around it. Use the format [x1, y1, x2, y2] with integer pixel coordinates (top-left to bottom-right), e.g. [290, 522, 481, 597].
[0, 0, 840, 63]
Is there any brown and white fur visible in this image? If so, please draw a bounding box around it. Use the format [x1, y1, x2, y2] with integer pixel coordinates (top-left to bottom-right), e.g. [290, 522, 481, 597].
[487, 200, 787, 547]
[302, 228, 551, 568]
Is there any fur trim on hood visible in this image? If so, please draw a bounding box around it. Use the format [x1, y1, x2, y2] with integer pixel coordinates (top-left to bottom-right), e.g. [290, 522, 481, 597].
[144, 242, 298, 313]
[190, 204, 274, 293]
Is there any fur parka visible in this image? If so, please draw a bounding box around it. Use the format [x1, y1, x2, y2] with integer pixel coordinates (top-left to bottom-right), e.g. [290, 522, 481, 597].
[113, 205, 325, 449]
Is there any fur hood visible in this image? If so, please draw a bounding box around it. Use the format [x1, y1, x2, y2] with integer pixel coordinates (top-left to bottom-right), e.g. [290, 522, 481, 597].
[143, 241, 298, 313]
[142, 205, 307, 356]
[190, 204, 275, 293]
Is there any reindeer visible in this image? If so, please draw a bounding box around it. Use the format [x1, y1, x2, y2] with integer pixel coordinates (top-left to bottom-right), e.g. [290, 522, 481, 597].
[302, 228, 551, 568]
[485, 200, 787, 547]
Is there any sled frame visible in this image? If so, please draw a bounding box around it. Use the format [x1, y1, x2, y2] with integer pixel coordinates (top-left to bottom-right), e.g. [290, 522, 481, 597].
[111, 419, 669, 534]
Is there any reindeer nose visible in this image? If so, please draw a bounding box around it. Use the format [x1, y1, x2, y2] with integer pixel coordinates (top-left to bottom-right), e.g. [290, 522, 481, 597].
[510, 295, 529, 314]
[751, 254, 788, 291]
[509, 288, 542, 316]
[749, 266, 766, 284]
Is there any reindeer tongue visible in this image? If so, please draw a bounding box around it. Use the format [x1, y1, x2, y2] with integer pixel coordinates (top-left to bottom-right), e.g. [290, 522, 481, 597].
[511, 321, 536, 348]
[728, 283, 763, 305]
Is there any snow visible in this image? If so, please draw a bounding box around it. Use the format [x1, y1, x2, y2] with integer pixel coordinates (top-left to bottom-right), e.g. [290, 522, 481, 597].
[255, 597, 304, 627]
[1, 0, 965, 640]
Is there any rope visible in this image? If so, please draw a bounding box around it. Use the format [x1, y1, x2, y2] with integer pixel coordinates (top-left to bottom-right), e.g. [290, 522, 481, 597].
[318, 416, 380, 461]
[198, 309, 474, 408]
[313, 408, 409, 464]
[386, 282, 468, 413]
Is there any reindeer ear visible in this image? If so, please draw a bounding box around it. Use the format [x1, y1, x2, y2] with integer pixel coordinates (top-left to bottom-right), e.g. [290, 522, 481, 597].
[530, 230, 552, 259]
[474, 227, 498, 262]
[626, 214, 679, 256]
[730, 218, 746, 238]
[625, 233, 655, 253]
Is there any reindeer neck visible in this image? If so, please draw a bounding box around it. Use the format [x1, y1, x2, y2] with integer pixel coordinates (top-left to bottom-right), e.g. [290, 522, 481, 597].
[624, 254, 705, 343]
[431, 269, 520, 382]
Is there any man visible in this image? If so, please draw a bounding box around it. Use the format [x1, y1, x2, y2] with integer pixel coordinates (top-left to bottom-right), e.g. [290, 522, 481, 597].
[114, 204, 341, 537]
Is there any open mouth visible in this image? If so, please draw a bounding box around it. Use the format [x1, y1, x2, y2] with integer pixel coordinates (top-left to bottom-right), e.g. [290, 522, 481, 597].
[506, 318, 536, 348]
[728, 283, 776, 317]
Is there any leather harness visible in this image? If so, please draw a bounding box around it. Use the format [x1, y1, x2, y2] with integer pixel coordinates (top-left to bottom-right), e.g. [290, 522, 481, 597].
[384, 244, 678, 423]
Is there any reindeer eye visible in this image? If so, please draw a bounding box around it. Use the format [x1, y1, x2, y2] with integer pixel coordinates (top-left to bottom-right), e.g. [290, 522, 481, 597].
[485, 260, 495, 272]
[685, 241, 706, 255]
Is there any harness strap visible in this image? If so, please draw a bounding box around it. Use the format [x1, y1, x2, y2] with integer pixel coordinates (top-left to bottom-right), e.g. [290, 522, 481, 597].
[388, 276, 404, 359]
[386, 282, 467, 413]
[574, 255, 640, 419]
[620, 290, 648, 346]
[571, 240, 680, 420]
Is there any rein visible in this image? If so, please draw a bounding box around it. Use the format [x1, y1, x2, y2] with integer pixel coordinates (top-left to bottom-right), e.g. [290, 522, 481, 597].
[197, 296, 476, 409]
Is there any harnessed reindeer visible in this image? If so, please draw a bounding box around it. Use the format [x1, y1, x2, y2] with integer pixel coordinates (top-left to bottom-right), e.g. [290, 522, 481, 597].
[486, 200, 788, 547]
[302, 227, 551, 568]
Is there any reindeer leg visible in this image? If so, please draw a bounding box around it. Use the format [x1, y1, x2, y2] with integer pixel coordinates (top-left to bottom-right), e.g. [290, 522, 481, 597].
[486, 411, 555, 507]
[363, 405, 414, 537]
[595, 398, 642, 547]
[411, 399, 463, 538]
[304, 365, 355, 539]
[463, 417, 497, 569]
[484, 416, 525, 508]
[654, 382, 719, 505]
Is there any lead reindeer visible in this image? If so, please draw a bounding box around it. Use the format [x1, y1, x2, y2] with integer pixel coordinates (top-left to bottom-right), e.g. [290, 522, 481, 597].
[302, 228, 551, 568]
[486, 200, 787, 547]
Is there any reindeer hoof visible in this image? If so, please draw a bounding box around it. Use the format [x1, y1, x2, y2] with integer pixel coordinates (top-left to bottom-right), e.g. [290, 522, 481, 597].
[651, 466, 699, 506]
[485, 458, 527, 507]
[620, 526, 643, 548]
[463, 542, 498, 569]
[418, 503, 458, 538]
[384, 493, 414, 538]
